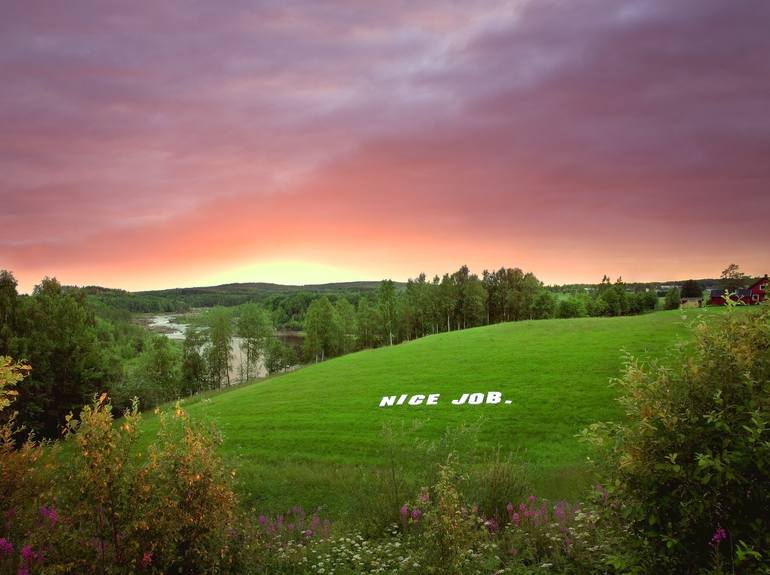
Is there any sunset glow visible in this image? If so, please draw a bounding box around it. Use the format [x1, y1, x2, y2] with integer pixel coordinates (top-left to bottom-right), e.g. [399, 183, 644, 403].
[2, 0, 769, 291]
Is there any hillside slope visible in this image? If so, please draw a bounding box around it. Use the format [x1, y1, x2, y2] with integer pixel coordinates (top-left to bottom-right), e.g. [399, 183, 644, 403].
[141, 308, 716, 515]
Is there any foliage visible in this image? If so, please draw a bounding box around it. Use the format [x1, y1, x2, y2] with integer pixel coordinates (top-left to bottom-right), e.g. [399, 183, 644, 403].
[237, 304, 274, 381]
[556, 297, 585, 319]
[415, 455, 490, 573]
[680, 279, 702, 299]
[664, 287, 681, 310]
[720, 263, 748, 291]
[304, 296, 339, 361]
[9, 277, 122, 438]
[206, 307, 234, 388]
[0, 383, 242, 574]
[586, 308, 770, 573]
[181, 326, 208, 395]
[264, 338, 297, 374]
[378, 280, 398, 346]
[115, 335, 182, 412]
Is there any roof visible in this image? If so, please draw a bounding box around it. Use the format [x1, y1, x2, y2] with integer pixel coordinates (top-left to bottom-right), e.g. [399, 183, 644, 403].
[711, 289, 751, 298]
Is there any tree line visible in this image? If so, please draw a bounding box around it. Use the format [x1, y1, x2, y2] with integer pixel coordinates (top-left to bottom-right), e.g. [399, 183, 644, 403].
[302, 266, 659, 362]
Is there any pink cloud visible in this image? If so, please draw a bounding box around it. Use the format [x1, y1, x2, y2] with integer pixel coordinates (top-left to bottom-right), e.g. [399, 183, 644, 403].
[2, 0, 769, 291]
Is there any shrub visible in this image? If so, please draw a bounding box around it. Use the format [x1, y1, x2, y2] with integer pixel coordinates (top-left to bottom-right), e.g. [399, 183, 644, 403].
[664, 287, 681, 310]
[464, 448, 528, 527]
[586, 309, 770, 573]
[556, 298, 585, 319]
[415, 455, 493, 574]
[52, 396, 240, 574]
[0, 369, 242, 575]
[0, 357, 57, 575]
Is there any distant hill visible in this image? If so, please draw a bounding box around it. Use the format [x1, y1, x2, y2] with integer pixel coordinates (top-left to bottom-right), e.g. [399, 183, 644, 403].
[79, 280, 403, 321]
[136, 280, 394, 297]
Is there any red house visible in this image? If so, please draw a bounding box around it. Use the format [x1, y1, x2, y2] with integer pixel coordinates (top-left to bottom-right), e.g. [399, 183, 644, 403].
[710, 275, 769, 306]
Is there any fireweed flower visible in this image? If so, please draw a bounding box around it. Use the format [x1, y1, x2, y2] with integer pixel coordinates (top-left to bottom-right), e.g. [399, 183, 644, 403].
[419, 489, 430, 503]
[0, 538, 13, 556]
[710, 527, 727, 547]
[400, 505, 409, 520]
[142, 551, 153, 567]
[39, 505, 59, 526]
[411, 508, 422, 521]
[554, 502, 567, 524]
[21, 546, 35, 561]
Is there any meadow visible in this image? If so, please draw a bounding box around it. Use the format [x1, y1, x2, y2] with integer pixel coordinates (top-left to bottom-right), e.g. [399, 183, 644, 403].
[137, 307, 722, 518]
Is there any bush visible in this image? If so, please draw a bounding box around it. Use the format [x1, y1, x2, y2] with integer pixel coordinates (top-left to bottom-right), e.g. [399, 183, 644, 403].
[0, 366, 243, 574]
[586, 309, 770, 573]
[415, 455, 493, 574]
[556, 298, 585, 319]
[664, 287, 681, 310]
[0, 357, 57, 575]
[464, 448, 528, 527]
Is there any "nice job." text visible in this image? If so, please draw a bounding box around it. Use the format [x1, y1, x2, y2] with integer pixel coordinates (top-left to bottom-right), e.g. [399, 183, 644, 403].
[378, 392, 512, 407]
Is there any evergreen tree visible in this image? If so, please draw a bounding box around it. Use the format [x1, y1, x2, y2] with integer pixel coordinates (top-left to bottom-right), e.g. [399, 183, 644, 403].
[0, 270, 18, 356]
[14, 277, 115, 438]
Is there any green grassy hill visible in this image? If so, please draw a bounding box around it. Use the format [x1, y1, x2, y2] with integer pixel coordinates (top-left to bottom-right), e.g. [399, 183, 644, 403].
[140, 308, 720, 517]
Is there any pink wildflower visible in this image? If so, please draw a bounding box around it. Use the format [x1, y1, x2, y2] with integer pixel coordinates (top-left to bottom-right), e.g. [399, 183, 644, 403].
[39, 505, 59, 526]
[710, 527, 727, 547]
[142, 551, 153, 567]
[0, 538, 13, 556]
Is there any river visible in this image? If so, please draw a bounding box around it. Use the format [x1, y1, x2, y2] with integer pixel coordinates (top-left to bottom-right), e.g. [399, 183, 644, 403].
[144, 314, 303, 382]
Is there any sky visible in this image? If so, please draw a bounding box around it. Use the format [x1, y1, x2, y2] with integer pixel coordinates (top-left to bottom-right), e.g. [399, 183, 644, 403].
[2, 0, 769, 292]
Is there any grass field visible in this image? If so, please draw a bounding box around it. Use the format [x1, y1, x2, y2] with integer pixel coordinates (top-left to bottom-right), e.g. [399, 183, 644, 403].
[138, 307, 723, 518]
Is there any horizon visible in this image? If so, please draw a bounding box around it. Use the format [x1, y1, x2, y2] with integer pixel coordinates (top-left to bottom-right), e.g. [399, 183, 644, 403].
[3, 0, 769, 293]
[11, 266, 764, 296]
